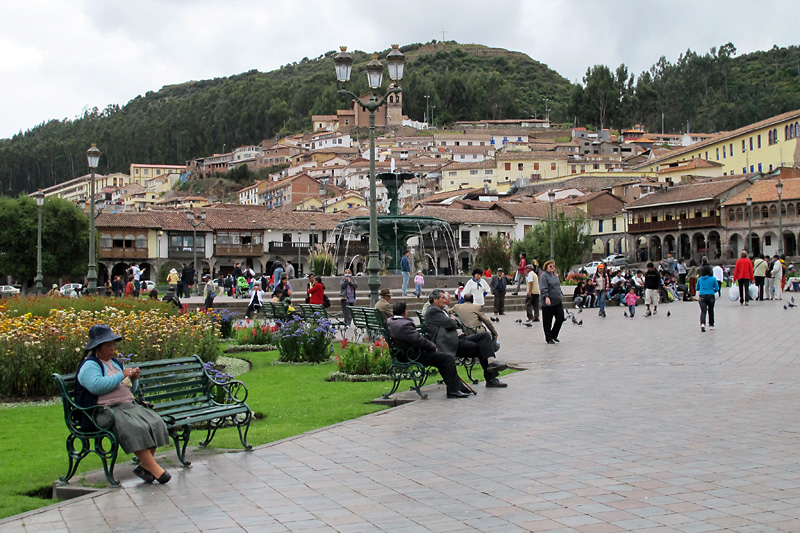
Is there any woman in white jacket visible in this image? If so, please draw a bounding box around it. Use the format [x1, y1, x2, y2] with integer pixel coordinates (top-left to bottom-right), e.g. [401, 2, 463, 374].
[462, 268, 491, 308]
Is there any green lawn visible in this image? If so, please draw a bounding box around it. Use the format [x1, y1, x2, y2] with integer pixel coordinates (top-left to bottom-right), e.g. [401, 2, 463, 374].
[0, 349, 498, 519]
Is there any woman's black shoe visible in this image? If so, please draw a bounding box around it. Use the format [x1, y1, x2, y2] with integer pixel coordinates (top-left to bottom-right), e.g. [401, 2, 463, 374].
[133, 466, 155, 483]
[157, 470, 172, 484]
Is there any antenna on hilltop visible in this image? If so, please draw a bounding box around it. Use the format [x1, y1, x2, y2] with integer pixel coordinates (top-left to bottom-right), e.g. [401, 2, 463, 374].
[441, 28, 447, 42]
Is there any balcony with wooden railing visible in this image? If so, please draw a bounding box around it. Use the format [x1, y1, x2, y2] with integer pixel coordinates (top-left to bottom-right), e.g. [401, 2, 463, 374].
[214, 244, 264, 257]
[627, 214, 720, 233]
[99, 247, 149, 260]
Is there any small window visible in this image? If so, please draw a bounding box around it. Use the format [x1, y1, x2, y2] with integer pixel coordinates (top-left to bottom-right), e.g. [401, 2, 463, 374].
[736, 208, 743, 221]
[504, 163, 511, 171]
[517, 163, 523, 171]
[728, 209, 735, 221]
[533, 163, 539, 170]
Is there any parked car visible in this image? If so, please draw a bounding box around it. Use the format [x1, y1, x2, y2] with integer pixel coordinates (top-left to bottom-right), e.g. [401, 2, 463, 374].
[60, 283, 83, 297]
[0, 285, 20, 298]
[141, 280, 156, 293]
[580, 261, 603, 276]
[603, 254, 628, 267]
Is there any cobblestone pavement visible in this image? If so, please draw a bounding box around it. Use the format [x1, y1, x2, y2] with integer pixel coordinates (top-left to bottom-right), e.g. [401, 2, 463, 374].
[5, 294, 800, 532]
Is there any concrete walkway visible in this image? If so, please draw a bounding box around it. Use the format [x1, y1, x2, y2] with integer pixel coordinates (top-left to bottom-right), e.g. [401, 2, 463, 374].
[5, 293, 800, 531]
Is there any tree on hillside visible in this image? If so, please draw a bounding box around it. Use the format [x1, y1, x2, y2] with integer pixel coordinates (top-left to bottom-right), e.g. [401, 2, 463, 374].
[583, 65, 617, 130]
[0, 196, 89, 288]
[511, 212, 591, 279]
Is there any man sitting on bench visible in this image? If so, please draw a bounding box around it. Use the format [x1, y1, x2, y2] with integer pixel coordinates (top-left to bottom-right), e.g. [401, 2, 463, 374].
[425, 289, 508, 388]
[386, 302, 470, 399]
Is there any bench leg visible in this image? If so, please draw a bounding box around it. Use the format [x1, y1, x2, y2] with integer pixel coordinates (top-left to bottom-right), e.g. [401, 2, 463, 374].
[169, 426, 193, 467]
[234, 412, 253, 451]
[461, 358, 479, 384]
[382, 365, 403, 399]
[60, 434, 120, 487]
[409, 365, 429, 399]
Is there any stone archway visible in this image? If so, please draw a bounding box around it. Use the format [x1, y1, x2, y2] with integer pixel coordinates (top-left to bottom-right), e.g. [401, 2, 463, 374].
[692, 232, 706, 262]
[707, 231, 722, 260]
[649, 236, 663, 262]
[784, 232, 798, 257]
[636, 236, 649, 262]
[663, 235, 676, 257]
[729, 234, 742, 259]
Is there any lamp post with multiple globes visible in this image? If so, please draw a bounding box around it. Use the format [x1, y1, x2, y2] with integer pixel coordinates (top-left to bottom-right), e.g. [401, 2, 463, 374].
[86, 144, 101, 294]
[334, 45, 405, 305]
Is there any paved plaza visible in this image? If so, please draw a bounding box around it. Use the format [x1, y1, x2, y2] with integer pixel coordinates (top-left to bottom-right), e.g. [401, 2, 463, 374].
[4, 294, 800, 532]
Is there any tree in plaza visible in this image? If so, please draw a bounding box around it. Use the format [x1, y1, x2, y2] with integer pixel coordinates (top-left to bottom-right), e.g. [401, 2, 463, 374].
[511, 211, 591, 279]
[0, 196, 90, 288]
[475, 234, 511, 273]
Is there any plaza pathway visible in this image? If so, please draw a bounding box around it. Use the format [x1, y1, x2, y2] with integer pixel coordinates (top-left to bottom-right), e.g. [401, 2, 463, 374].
[4, 294, 800, 532]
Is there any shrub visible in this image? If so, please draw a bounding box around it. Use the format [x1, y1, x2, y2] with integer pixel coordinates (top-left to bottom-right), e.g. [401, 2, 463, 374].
[0, 307, 220, 398]
[209, 309, 237, 338]
[335, 341, 392, 376]
[275, 313, 335, 363]
[0, 295, 178, 318]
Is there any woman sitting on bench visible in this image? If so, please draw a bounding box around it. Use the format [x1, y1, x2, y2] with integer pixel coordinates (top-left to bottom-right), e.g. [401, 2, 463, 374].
[76, 325, 172, 484]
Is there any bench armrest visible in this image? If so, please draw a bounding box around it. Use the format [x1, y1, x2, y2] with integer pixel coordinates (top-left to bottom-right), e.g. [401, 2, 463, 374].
[209, 378, 249, 405]
[64, 400, 117, 436]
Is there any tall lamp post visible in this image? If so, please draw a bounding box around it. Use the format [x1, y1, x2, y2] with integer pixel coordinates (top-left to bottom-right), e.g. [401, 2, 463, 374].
[424, 94, 431, 125]
[548, 189, 556, 261]
[746, 195, 753, 255]
[186, 210, 206, 292]
[310, 221, 316, 275]
[677, 222, 682, 258]
[335, 44, 405, 305]
[86, 144, 100, 294]
[297, 230, 302, 277]
[776, 180, 784, 255]
[33, 191, 45, 296]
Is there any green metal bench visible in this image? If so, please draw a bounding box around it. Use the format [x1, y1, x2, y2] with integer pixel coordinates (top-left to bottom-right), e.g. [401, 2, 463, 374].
[350, 306, 385, 343]
[296, 303, 347, 337]
[52, 355, 253, 487]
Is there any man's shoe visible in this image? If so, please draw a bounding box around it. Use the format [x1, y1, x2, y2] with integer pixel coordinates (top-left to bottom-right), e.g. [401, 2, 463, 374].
[133, 465, 156, 484]
[653, 308, 657, 315]
[486, 378, 508, 388]
[447, 391, 470, 398]
[460, 384, 474, 394]
[701, 325, 706, 332]
[532, 318, 540, 322]
[552, 338, 560, 343]
[546, 339, 556, 344]
[486, 361, 508, 373]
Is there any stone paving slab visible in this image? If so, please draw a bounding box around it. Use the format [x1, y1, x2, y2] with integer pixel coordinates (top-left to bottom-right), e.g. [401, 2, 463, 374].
[4, 294, 800, 532]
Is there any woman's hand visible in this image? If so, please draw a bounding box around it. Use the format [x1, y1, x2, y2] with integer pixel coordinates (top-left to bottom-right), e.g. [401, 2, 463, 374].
[545, 297, 551, 306]
[124, 367, 140, 379]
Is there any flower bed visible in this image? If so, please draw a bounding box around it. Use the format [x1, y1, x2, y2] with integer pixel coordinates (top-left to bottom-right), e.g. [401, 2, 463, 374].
[333, 340, 392, 376]
[275, 314, 336, 363]
[0, 307, 220, 398]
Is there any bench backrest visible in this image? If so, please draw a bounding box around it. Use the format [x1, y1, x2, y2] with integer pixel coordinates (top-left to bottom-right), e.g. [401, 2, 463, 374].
[351, 306, 385, 331]
[297, 303, 327, 319]
[135, 355, 213, 413]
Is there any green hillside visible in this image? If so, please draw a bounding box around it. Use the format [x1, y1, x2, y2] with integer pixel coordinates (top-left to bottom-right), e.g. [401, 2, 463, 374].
[0, 41, 572, 197]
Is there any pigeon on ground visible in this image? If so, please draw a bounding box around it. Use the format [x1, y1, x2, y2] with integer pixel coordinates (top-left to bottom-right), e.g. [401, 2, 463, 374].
[792, 296, 795, 303]
[578, 307, 583, 313]
[789, 302, 797, 308]
[784, 305, 788, 310]
[524, 322, 533, 328]
[515, 319, 522, 324]
[667, 311, 671, 317]
[624, 311, 629, 317]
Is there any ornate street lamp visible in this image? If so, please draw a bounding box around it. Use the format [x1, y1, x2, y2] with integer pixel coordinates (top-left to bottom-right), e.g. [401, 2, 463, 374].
[776, 180, 784, 255]
[186, 210, 206, 292]
[548, 190, 556, 261]
[33, 191, 45, 296]
[746, 195, 753, 255]
[86, 144, 101, 294]
[677, 221, 682, 258]
[335, 44, 405, 305]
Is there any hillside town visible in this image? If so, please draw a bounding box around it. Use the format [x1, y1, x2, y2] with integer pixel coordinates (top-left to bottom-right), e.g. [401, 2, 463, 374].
[35, 102, 800, 284]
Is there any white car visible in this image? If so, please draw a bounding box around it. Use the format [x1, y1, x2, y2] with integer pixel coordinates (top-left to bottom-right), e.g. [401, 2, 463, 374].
[603, 254, 628, 267]
[0, 285, 20, 298]
[60, 283, 83, 297]
[580, 261, 603, 276]
[141, 280, 155, 293]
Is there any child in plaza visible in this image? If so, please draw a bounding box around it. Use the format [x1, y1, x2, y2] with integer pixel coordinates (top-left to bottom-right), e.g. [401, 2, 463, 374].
[623, 287, 638, 318]
[414, 270, 424, 298]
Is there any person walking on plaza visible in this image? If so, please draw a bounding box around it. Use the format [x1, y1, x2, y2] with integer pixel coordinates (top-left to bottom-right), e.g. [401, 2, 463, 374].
[539, 260, 565, 344]
[687, 259, 699, 299]
[462, 268, 491, 308]
[753, 254, 768, 300]
[167, 268, 179, 292]
[181, 263, 194, 298]
[284, 260, 295, 280]
[339, 270, 358, 327]
[623, 287, 638, 318]
[513, 253, 527, 295]
[400, 250, 411, 296]
[202, 274, 216, 311]
[592, 263, 610, 317]
[697, 264, 720, 332]
[489, 268, 507, 317]
[414, 270, 425, 298]
[771, 253, 784, 300]
[525, 264, 540, 322]
[643, 262, 661, 316]
[734, 250, 754, 305]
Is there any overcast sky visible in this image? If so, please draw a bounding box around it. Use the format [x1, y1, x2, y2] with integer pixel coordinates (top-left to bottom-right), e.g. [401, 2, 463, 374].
[1, 0, 798, 139]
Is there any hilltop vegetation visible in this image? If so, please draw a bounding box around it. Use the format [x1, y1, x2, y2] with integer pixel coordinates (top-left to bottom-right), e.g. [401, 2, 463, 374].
[1, 41, 800, 198]
[0, 41, 571, 197]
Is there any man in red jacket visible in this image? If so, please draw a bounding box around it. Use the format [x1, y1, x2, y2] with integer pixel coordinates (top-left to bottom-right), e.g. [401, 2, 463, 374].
[513, 253, 527, 295]
[733, 250, 754, 306]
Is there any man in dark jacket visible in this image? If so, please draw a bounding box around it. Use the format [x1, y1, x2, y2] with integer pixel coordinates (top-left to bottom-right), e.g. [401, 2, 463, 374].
[643, 262, 662, 316]
[181, 264, 195, 298]
[488, 268, 508, 317]
[387, 302, 468, 398]
[424, 289, 508, 388]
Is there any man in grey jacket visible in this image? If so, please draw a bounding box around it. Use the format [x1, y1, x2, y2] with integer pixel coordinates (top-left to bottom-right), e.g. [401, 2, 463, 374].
[424, 289, 508, 387]
[339, 269, 358, 327]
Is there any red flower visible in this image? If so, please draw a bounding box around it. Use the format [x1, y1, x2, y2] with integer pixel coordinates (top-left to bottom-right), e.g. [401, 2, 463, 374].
[341, 338, 349, 349]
